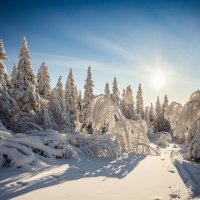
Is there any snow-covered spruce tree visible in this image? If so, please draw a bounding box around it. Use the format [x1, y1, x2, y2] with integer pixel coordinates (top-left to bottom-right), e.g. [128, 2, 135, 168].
[77, 90, 84, 124]
[65, 69, 78, 132]
[83, 66, 94, 121]
[49, 76, 70, 132]
[120, 89, 126, 116]
[14, 36, 41, 113]
[0, 40, 21, 126]
[163, 94, 168, 112]
[37, 62, 51, 100]
[111, 76, 120, 106]
[9, 63, 18, 96]
[161, 95, 170, 132]
[0, 39, 9, 92]
[155, 96, 164, 132]
[136, 83, 144, 119]
[56, 76, 65, 100]
[104, 82, 110, 97]
[149, 103, 155, 123]
[123, 85, 135, 119]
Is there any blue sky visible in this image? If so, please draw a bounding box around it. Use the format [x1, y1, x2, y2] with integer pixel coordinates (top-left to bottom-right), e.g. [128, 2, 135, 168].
[0, 0, 200, 106]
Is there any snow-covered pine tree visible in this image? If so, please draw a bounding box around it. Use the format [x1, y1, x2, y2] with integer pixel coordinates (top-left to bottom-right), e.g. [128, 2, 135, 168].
[123, 85, 135, 119]
[104, 82, 110, 97]
[162, 94, 168, 112]
[9, 63, 18, 96]
[37, 62, 51, 100]
[162, 95, 170, 132]
[0, 40, 21, 126]
[120, 89, 126, 116]
[83, 66, 94, 120]
[111, 77, 120, 106]
[155, 96, 164, 132]
[14, 36, 41, 113]
[56, 76, 65, 100]
[0, 39, 9, 93]
[77, 90, 84, 124]
[65, 68, 78, 132]
[149, 103, 155, 123]
[136, 83, 144, 119]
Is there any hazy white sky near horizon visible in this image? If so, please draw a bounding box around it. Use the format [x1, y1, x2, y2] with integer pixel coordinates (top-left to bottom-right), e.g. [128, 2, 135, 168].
[1, 0, 200, 106]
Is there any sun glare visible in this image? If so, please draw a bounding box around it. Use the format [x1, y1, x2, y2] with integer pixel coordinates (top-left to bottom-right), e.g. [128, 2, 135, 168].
[151, 72, 166, 89]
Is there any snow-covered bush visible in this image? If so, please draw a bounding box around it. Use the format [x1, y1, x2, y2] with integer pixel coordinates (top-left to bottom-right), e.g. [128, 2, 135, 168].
[0, 91, 21, 126]
[85, 95, 158, 155]
[67, 133, 121, 158]
[187, 127, 200, 161]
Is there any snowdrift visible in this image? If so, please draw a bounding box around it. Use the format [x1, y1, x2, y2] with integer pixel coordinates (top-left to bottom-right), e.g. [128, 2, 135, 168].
[0, 129, 123, 167]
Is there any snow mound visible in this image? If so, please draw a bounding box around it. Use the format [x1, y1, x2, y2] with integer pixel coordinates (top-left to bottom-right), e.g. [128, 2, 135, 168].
[68, 133, 121, 158]
[174, 90, 200, 143]
[156, 133, 170, 147]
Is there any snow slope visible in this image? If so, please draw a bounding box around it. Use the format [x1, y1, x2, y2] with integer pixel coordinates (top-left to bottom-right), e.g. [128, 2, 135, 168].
[0, 146, 190, 200]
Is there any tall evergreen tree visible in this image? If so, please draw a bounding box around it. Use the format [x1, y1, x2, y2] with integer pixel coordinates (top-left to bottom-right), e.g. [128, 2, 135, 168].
[123, 85, 135, 119]
[162, 94, 169, 112]
[56, 76, 65, 100]
[104, 82, 110, 96]
[37, 62, 51, 100]
[10, 63, 18, 96]
[136, 83, 144, 119]
[65, 68, 77, 131]
[149, 102, 155, 123]
[162, 95, 170, 132]
[14, 36, 41, 112]
[77, 90, 84, 124]
[120, 89, 126, 116]
[83, 66, 94, 119]
[111, 77, 120, 106]
[155, 96, 164, 132]
[0, 39, 9, 93]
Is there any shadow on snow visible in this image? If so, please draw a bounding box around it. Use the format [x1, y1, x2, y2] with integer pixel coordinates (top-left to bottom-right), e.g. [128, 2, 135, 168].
[0, 153, 146, 199]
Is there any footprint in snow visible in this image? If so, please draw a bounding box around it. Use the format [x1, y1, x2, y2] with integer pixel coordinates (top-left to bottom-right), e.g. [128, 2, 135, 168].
[16, 181, 28, 186]
[52, 175, 61, 178]
[169, 193, 180, 199]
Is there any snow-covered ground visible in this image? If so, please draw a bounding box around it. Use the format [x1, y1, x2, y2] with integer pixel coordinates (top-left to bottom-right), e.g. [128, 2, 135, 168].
[0, 144, 194, 200]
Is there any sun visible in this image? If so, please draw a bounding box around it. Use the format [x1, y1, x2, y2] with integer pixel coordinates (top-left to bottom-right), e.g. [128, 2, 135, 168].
[151, 72, 166, 89]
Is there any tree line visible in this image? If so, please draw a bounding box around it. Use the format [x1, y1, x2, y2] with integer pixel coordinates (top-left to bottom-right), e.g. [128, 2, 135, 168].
[0, 37, 170, 133]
